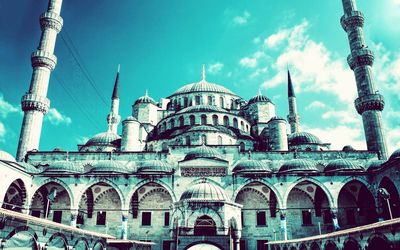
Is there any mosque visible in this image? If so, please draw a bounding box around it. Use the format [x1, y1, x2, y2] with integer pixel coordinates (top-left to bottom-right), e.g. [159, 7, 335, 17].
[1, 0, 400, 249]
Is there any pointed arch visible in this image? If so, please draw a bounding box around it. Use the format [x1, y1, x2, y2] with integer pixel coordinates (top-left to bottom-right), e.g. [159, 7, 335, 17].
[31, 178, 74, 208]
[2, 178, 28, 212]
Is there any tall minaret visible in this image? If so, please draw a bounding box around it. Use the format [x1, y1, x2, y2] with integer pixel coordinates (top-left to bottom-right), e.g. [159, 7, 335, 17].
[341, 0, 388, 159]
[107, 65, 121, 134]
[287, 70, 300, 134]
[16, 0, 63, 161]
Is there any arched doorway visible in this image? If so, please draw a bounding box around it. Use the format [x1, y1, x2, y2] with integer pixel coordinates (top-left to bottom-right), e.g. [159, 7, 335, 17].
[194, 215, 217, 236]
[30, 182, 71, 224]
[324, 241, 338, 250]
[367, 235, 391, 250]
[310, 242, 321, 250]
[186, 243, 222, 250]
[2, 179, 27, 212]
[343, 239, 360, 250]
[4, 230, 38, 250]
[299, 244, 307, 250]
[378, 177, 400, 219]
[46, 233, 67, 250]
[286, 181, 331, 238]
[338, 180, 376, 229]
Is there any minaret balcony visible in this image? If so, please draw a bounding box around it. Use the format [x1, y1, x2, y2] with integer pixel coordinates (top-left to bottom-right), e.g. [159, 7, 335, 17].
[31, 50, 57, 70]
[341, 11, 364, 32]
[347, 49, 374, 70]
[21, 94, 50, 113]
[354, 94, 385, 114]
[40, 11, 63, 33]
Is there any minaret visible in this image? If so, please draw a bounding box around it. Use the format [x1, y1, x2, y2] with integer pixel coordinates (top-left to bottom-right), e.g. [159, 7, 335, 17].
[107, 65, 121, 134]
[16, 0, 63, 161]
[287, 70, 300, 134]
[341, 0, 388, 159]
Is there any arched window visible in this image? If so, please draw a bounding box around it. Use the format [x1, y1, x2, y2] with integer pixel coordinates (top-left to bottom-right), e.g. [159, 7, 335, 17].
[169, 119, 175, 129]
[162, 142, 168, 152]
[201, 114, 207, 125]
[212, 115, 219, 125]
[240, 121, 244, 131]
[183, 97, 188, 107]
[190, 115, 195, 125]
[233, 118, 238, 128]
[239, 142, 245, 152]
[223, 116, 229, 126]
[195, 96, 201, 105]
[218, 136, 223, 145]
[179, 116, 184, 127]
[220, 96, 224, 108]
[208, 96, 213, 105]
[163, 122, 167, 132]
[194, 215, 216, 236]
[201, 134, 207, 145]
[186, 136, 191, 146]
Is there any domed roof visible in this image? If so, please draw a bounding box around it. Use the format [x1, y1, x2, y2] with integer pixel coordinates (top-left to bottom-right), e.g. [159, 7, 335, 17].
[134, 91, 156, 105]
[176, 105, 226, 114]
[124, 116, 138, 122]
[279, 159, 319, 173]
[366, 160, 384, 171]
[90, 161, 131, 174]
[248, 94, 272, 105]
[232, 159, 272, 174]
[0, 150, 15, 162]
[44, 161, 84, 173]
[85, 132, 121, 147]
[171, 80, 236, 97]
[188, 125, 220, 133]
[324, 159, 364, 173]
[137, 160, 173, 174]
[288, 132, 322, 145]
[389, 149, 400, 161]
[184, 144, 222, 161]
[180, 179, 228, 201]
[342, 145, 356, 152]
[268, 116, 286, 123]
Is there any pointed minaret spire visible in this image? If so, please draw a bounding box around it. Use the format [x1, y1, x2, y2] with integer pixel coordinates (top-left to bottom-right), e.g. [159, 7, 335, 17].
[107, 65, 121, 134]
[287, 69, 300, 134]
[201, 64, 206, 81]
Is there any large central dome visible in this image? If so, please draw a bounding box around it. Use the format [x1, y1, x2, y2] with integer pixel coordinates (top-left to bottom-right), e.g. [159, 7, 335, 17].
[170, 79, 236, 97]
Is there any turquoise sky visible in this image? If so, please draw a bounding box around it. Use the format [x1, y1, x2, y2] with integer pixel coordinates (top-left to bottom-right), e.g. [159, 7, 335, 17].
[0, 0, 399, 156]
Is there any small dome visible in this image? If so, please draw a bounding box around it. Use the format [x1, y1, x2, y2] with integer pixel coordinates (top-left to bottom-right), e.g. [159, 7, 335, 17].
[366, 160, 384, 171]
[324, 159, 364, 173]
[288, 132, 322, 145]
[171, 80, 235, 96]
[389, 149, 400, 161]
[232, 159, 272, 174]
[134, 92, 156, 105]
[248, 94, 272, 105]
[0, 150, 15, 162]
[342, 145, 355, 152]
[124, 116, 138, 122]
[137, 160, 173, 174]
[45, 161, 84, 173]
[279, 159, 319, 173]
[176, 105, 226, 114]
[90, 161, 131, 174]
[184, 144, 222, 161]
[188, 125, 220, 133]
[268, 116, 286, 123]
[180, 179, 228, 201]
[85, 132, 121, 147]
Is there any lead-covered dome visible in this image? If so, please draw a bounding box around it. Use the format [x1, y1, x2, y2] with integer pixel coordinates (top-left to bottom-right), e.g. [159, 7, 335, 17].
[188, 125, 220, 133]
[180, 179, 228, 201]
[85, 132, 121, 147]
[279, 159, 318, 173]
[0, 150, 15, 162]
[137, 160, 173, 174]
[134, 94, 156, 105]
[171, 80, 236, 96]
[324, 159, 364, 173]
[232, 159, 272, 174]
[184, 144, 222, 161]
[288, 132, 322, 145]
[248, 94, 272, 105]
[176, 105, 226, 114]
[44, 161, 84, 174]
[389, 149, 400, 161]
[90, 160, 131, 174]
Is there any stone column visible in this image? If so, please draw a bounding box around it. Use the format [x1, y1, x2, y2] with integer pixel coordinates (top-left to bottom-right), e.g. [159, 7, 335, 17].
[232, 230, 241, 250]
[121, 213, 129, 240]
[70, 210, 78, 228]
[16, 0, 63, 161]
[331, 209, 340, 231]
[280, 212, 288, 241]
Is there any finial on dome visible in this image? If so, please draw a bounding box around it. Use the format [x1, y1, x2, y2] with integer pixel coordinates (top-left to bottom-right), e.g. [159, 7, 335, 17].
[117, 64, 120, 73]
[201, 64, 206, 81]
[258, 88, 262, 96]
[145, 89, 149, 97]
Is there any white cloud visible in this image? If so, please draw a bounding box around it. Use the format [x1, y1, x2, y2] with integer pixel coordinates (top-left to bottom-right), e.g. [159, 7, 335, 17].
[253, 37, 261, 44]
[0, 94, 19, 118]
[46, 108, 72, 126]
[233, 11, 250, 25]
[305, 101, 326, 110]
[208, 62, 224, 74]
[264, 30, 289, 48]
[392, 0, 400, 7]
[239, 57, 257, 68]
[321, 110, 359, 125]
[0, 122, 5, 142]
[76, 136, 89, 145]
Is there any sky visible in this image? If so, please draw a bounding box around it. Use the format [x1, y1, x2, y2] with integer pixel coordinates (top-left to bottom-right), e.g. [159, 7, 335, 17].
[0, 0, 399, 156]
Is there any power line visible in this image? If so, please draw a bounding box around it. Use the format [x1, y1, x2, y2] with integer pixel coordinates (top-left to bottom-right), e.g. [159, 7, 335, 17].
[59, 28, 109, 107]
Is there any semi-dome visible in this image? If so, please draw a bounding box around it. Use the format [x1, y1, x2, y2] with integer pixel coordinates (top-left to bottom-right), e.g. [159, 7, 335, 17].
[90, 160, 131, 174]
[134, 91, 157, 105]
[324, 159, 364, 173]
[171, 80, 236, 97]
[137, 160, 173, 174]
[248, 94, 272, 105]
[176, 105, 226, 114]
[188, 125, 220, 133]
[180, 179, 228, 201]
[184, 144, 222, 161]
[389, 149, 400, 161]
[44, 161, 84, 173]
[268, 116, 286, 122]
[232, 159, 272, 174]
[366, 160, 384, 171]
[342, 145, 356, 152]
[0, 150, 16, 162]
[279, 159, 319, 173]
[288, 132, 322, 145]
[85, 132, 121, 147]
